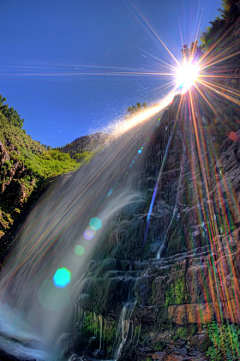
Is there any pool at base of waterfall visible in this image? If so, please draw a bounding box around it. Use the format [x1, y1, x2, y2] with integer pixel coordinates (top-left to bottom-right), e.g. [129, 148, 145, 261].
[0, 335, 51, 361]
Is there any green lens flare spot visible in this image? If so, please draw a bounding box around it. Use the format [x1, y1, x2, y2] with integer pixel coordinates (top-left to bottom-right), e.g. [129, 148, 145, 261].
[53, 267, 71, 288]
[74, 245, 85, 256]
[38, 280, 70, 311]
[89, 217, 102, 231]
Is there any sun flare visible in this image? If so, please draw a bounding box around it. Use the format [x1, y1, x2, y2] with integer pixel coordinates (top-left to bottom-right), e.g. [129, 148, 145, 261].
[175, 62, 200, 93]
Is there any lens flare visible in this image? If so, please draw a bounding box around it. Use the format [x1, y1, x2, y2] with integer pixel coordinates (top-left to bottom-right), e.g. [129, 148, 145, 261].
[89, 217, 102, 231]
[38, 280, 70, 311]
[175, 62, 200, 93]
[83, 226, 96, 240]
[74, 245, 85, 256]
[53, 268, 71, 288]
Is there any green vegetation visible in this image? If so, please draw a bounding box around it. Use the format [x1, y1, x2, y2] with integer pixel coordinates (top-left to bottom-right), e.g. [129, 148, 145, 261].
[134, 324, 141, 336]
[0, 95, 24, 128]
[127, 102, 147, 116]
[173, 324, 198, 341]
[0, 95, 99, 241]
[200, 0, 236, 49]
[0, 113, 79, 179]
[205, 321, 240, 360]
[103, 319, 117, 345]
[155, 341, 166, 351]
[83, 312, 116, 347]
[181, 0, 239, 59]
[173, 326, 188, 341]
[58, 132, 108, 161]
[72, 151, 93, 164]
[83, 312, 100, 338]
[165, 273, 187, 307]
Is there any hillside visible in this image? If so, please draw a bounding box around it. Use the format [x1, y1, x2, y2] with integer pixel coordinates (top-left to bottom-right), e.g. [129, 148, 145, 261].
[58, 132, 109, 161]
[0, 109, 81, 258]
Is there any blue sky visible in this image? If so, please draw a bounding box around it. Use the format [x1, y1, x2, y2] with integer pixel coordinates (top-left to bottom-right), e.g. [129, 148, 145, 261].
[0, 0, 221, 147]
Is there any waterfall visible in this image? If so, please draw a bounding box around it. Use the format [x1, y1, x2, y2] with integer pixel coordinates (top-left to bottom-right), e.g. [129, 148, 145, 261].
[113, 302, 136, 361]
[0, 101, 168, 360]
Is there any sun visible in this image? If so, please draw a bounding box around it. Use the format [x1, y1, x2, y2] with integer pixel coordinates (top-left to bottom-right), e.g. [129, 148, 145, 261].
[175, 61, 200, 93]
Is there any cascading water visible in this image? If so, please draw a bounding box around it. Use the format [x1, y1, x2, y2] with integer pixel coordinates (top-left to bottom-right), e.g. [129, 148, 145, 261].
[0, 98, 171, 360]
[113, 301, 136, 361]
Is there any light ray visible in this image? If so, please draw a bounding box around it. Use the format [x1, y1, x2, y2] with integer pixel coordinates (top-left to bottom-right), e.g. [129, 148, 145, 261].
[123, 0, 180, 67]
[198, 79, 240, 107]
[194, 83, 230, 129]
[200, 49, 240, 71]
[198, 25, 234, 65]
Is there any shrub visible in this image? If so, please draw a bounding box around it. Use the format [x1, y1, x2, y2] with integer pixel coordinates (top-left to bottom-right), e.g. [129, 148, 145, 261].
[206, 321, 240, 360]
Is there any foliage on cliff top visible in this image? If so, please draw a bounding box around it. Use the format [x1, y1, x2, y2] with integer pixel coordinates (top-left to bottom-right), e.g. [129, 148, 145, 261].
[0, 95, 24, 128]
[0, 111, 79, 178]
[182, 0, 240, 57]
[200, 0, 240, 48]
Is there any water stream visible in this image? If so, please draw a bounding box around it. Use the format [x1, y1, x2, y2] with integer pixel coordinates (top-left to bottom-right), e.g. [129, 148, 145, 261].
[113, 301, 136, 361]
[0, 101, 169, 360]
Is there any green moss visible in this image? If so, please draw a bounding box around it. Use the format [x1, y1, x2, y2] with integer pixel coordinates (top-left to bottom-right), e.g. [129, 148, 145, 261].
[134, 324, 141, 336]
[174, 326, 188, 341]
[103, 320, 116, 345]
[159, 319, 173, 331]
[155, 341, 166, 351]
[82, 313, 116, 352]
[83, 312, 99, 338]
[165, 275, 187, 307]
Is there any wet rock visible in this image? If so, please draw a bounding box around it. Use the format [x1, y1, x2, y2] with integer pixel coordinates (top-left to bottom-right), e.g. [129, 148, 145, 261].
[168, 303, 214, 325]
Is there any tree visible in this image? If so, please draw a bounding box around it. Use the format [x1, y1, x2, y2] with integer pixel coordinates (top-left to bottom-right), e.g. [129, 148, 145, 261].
[126, 103, 148, 116]
[200, 0, 240, 49]
[0, 95, 6, 107]
[0, 94, 24, 128]
[181, 42, 204, 61]
[136, 102, 142, 109]
[181, 45, 189, 60]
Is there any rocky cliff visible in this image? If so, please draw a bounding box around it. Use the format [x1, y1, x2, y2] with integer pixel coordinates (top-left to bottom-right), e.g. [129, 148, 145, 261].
[69, 21, 240, 360]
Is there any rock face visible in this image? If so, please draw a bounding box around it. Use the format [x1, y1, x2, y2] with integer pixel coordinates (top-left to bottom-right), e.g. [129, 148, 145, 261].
[70, 26, 240, 360]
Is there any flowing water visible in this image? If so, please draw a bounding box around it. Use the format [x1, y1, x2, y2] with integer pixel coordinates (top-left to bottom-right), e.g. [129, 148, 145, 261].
[0, 99, 171, 360]
[113, 302, 136, 361]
